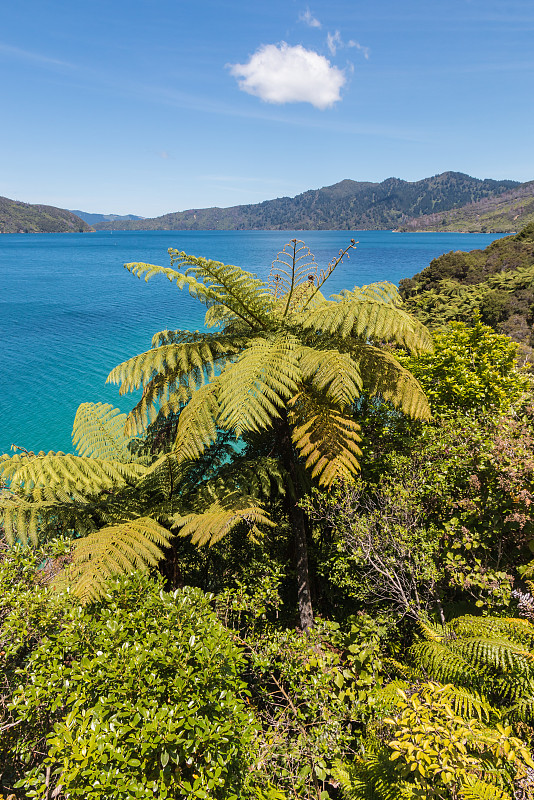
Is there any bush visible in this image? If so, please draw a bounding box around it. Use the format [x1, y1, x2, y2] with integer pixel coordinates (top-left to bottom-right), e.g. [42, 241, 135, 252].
[4, 572, 261, 799]
[401, 318, 528, 415]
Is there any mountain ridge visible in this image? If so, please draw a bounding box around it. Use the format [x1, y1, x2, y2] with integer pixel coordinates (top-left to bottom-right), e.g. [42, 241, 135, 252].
[93, 172, 522, 232]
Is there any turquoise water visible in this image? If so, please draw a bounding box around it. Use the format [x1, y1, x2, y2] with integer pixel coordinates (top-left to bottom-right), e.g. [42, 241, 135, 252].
[0, 229, 506, 455]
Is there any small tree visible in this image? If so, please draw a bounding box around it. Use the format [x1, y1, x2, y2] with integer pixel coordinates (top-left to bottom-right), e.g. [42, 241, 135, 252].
[401, 318, 528, 415]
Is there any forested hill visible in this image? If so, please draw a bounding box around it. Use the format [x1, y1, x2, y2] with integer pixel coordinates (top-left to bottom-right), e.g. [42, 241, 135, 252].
[399, 221, 534, 349]
[94, 172, 520, 231]
[399, 180, 534, 233]
[0, 197, 92, 233]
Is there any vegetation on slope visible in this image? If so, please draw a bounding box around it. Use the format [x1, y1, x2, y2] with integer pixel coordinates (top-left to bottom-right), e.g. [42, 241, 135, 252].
[2, 239, 534, 800]
[93, 172, 520, 231]
[400, 222, 534, 350]
[0, 197, 92, 234]
[399, 181, 534, 233]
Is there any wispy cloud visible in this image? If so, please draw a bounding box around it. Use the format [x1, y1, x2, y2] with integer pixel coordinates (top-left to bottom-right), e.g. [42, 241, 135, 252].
[0, 42, 73, 68]
[326, 31, 342, 56]
[228, 42, 345, 110]
[158, 150, 171, 159]
[327, 32, 370, 59]
[298, 8, 321, 28]
[348, 40, 371, 60]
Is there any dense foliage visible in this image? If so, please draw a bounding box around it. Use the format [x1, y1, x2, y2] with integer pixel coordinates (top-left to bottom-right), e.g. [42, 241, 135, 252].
[2, 238, 534, 799]
[400, 222, 534, 350]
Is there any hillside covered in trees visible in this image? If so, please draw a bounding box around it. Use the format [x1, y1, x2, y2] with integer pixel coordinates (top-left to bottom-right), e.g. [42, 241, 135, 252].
[399, 181, 534, 233]
[400, 222, 534, 350]
[94, 172, 521, 231]
[0, 197, 91, 233]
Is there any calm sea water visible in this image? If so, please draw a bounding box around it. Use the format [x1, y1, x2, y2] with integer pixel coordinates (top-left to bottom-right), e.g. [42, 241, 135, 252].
[0, 229, 506, 455]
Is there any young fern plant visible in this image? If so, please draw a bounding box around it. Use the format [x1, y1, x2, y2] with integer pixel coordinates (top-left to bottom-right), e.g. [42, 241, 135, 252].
[106, 239, 433, 629]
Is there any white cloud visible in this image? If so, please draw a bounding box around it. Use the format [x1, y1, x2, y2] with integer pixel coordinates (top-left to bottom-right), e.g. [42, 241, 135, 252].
[326, 30, 342, 56]
[228, 43, 345, 110]
[348, 40, 371, 60]
[299, 8, 321, 28]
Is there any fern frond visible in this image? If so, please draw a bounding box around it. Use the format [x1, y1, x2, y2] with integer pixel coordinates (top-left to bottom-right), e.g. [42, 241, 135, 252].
[417, 617, 446, 641]
[167, 250, 276, 329]
[65, 516, 174, 603]
[173, 492, 275, 546]
[450, 615, 534, 646]
[458, 775, 511, 800]
[72, 402, 134, 461]
[0, 494, 57, 545]
[297, 345, 363, 408]
[332, 751, 413, 800]
[289, 390, 362, 486]
[451, 637, 534, 677]
[173, 380, 221, 462]
[0, 452, 145, 502]
[370, 680, 410, 711]
[217, 335, 301, 436]
[297, 287, 433, 353]
[351, 343, 431, 420]
[410, 640, 481, 686]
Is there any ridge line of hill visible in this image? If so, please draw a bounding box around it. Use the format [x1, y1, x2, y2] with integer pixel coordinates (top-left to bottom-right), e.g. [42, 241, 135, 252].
[93, 172, 524, 233]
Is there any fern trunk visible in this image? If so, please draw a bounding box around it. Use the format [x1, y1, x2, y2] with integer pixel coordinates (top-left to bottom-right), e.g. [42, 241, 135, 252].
[281, 421, 314, 631]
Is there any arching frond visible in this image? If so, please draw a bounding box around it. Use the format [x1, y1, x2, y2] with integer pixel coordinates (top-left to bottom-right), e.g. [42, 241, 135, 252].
[64, 517, 174, 603]
[167, 250, 276, 329]
[72, 402, 133, 461]
[0, 494, 57, 546]
[196, 457, 287, 510]
[417, 617, 446, 642]
[297, 345, 363, 408]
[173, 380, 221, 462]
[450, 615, 534, 646]
[289, 390, 362, 486]
[451, 637, 534, 677]
[352, 343, 432, 420]
[0, 451, 145, 502]
[173, 492, 275, 546]
[217, 335, 301, 436]
[410, 640, 481, 687]
[459, 775, 510, 800]
[297, 287, 433, 353]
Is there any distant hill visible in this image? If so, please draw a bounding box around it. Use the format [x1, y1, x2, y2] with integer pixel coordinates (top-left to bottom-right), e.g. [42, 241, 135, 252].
[399, 221, 534, 352]
[0, 197, 92, 234]
[93, 172, 521, 232]
[398, 181, 534, 233]
[70, 210, 145, 225]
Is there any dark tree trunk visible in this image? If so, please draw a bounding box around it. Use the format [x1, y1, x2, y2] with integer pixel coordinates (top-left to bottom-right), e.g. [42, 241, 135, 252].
[280, 420, 314, 631]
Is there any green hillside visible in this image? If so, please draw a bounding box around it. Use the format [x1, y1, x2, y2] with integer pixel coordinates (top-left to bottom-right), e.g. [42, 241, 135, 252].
[0, 196, 92, 233]
[399, 181, 534, 233]
[94, 172, 520, 231]
[399, 221, 534, 349]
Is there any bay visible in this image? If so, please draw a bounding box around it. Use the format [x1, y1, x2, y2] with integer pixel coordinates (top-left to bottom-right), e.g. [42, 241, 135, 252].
[0, 229, 506, 455]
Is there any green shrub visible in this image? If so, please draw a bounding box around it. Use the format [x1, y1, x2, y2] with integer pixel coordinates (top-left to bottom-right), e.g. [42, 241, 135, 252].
[5, 572, 261, 799]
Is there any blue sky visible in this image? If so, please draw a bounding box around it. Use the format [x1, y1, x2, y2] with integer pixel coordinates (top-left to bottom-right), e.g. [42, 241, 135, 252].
[2, 0, 533, 216]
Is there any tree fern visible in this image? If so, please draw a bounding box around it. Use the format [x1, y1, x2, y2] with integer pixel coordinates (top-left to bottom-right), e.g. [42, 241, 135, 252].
[104, 240, 432, 628]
